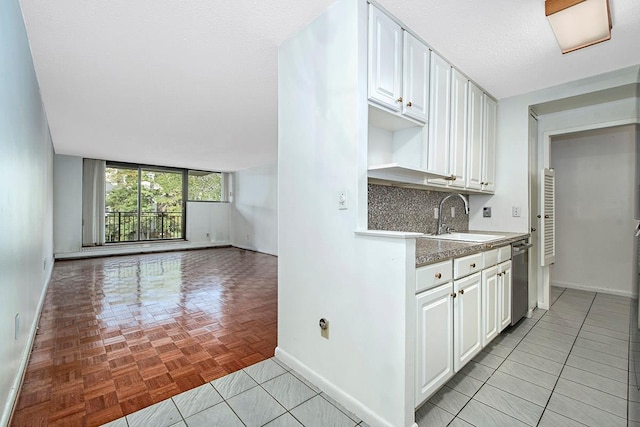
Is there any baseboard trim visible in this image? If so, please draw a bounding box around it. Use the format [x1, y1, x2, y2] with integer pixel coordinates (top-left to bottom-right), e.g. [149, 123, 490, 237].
[55, 241, 232, 259]
[2, 260, 54, 427]
[55, 242, 278, 260]
[230, 243, 258, 252]
[274, 347, 417, 427]
[551, 281, 637, 298]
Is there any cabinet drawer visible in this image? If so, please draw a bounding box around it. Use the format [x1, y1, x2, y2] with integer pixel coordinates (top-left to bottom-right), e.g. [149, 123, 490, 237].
[483, 249, 498, 268]
[416, 260, 453, 293]
[454, 253, 483, 279]
[498, 245, 511, 262]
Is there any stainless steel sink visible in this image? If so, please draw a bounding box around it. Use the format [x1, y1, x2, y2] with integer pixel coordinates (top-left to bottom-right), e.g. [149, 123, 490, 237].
[425, 232, 505, 243]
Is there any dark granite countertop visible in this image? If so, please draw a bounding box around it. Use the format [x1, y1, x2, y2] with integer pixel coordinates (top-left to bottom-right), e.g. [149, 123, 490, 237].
[415, 231, 530, 267]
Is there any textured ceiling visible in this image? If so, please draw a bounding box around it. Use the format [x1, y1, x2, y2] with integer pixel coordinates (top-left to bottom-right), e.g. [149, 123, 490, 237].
[19, 0, 640, 172]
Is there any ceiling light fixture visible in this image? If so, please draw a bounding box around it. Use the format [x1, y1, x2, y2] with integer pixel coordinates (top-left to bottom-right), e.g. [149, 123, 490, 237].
[546, 0, 612, 54]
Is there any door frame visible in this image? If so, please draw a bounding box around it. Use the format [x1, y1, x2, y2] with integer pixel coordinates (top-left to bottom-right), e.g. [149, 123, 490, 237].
[532, 117, 638, 309]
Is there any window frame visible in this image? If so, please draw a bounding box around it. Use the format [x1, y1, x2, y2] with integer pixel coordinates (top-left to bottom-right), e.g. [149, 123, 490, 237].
[105, 161, 187, 243]
[186, 169, 228, 203]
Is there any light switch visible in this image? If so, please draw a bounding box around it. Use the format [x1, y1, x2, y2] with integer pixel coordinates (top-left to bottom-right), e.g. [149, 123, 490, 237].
[338, 191, 347, 210]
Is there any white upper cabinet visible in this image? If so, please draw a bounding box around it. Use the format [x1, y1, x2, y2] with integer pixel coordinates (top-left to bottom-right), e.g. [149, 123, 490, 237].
[466, 82, 484, 190]
[366, 5, 498, 191]
[466, 86, 496, 193]
[448, 69, 468, 188]
[368, 6, 402, 112]
[402, 32, 430, 123]
[482, 95, 497, 193]
[425, 51, 451, 176]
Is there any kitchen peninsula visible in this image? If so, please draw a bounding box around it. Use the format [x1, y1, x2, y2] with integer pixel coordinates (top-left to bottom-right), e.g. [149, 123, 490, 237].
[277, 0, 528, 426]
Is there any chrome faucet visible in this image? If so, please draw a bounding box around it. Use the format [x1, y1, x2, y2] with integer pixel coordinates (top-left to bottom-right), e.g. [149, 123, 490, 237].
[436, 193, 470, 235]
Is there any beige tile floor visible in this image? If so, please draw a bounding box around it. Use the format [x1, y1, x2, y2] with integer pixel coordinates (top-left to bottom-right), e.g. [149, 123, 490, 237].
[418, 286, 637, 427]
[102, 357, 369, 427]
[103, 287, 638, 426]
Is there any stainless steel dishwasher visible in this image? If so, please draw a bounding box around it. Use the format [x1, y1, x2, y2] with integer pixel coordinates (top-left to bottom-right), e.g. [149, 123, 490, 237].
[511, 239, 532, 326]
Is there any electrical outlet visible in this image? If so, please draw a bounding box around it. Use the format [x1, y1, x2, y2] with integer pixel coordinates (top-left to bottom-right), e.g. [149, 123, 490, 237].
[433, 208, 438, 219]
[483, 207, 492, 218]
[512, 206, 521, 217]
[319, 318, 329, 339]
[338, 190, 348, 210]
[451, 207, 456, 218]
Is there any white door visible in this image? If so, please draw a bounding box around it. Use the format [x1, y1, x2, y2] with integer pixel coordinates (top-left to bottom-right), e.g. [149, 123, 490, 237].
[454, 272, 482, 371]
[415, 282, 454, 406]
[499, 260, 512, 331]
[402, 32, 429, 122]
[541, 168, 556, 266]
[425, 51, 450, 175]
[448, 69, 468, 188]
[466, 82, 483, 190]
[482, 95, 497, 193]
[481, 266, 499, 347]
[368, 5, 402, 111]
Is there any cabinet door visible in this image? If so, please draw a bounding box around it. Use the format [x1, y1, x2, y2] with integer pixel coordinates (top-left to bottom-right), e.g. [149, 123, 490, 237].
[402, 32, 429, 123]
[453, 272, 482, 371]
[415, 282, 454, 406]
[481, 266, 499, 347]
[499, 261, 512, 331]
[448, 69, 467, 189]
[368, 5, 402, 111]
[425, 51, 451, 175]
[482, 95, 497, 193]
[466, 82, 483, 190]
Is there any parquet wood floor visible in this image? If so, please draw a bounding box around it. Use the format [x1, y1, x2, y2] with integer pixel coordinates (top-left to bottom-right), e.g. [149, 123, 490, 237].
[10, 247, 278, 427]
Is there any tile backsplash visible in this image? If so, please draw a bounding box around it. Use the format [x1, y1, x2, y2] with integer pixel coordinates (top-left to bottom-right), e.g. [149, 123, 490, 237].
[368, 184, 469, 234]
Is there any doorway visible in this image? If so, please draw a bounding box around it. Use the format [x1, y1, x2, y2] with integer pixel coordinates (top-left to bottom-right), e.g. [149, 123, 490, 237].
[548, 125, 637, 297]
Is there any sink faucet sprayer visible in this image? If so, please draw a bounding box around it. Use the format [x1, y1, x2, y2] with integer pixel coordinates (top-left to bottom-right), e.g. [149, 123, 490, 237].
[436, 193, 470, 235]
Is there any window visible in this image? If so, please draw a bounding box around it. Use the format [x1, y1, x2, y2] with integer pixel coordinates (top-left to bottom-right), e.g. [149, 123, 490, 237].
[87, 160, 227, 245]
[188, 170, 223, 201]
[105, 164, 184, 243]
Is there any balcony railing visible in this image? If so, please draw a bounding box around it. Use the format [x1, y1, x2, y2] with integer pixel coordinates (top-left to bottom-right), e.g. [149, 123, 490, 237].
[105, 211, 183, 243]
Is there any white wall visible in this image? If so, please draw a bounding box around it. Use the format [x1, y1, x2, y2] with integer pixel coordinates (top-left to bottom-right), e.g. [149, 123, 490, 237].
[0, 0, 54, 423]
[230, 162, 278, 255]
[53, 154, 83, 253]
[278, 1, 417, 426]
[186, 201, 230, 244]
[550, 126, 636, 297]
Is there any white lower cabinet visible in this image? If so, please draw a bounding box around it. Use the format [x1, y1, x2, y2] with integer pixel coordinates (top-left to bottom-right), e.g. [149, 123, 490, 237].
[453, 272, 482, 371]
[498, 260, 512, 331]
[482, 250, 512, 341]
[481, 265, 499, 347]
[415, 246, 512, 407]
[415, 282, 454, 406]
[415, 273, 482, 407]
